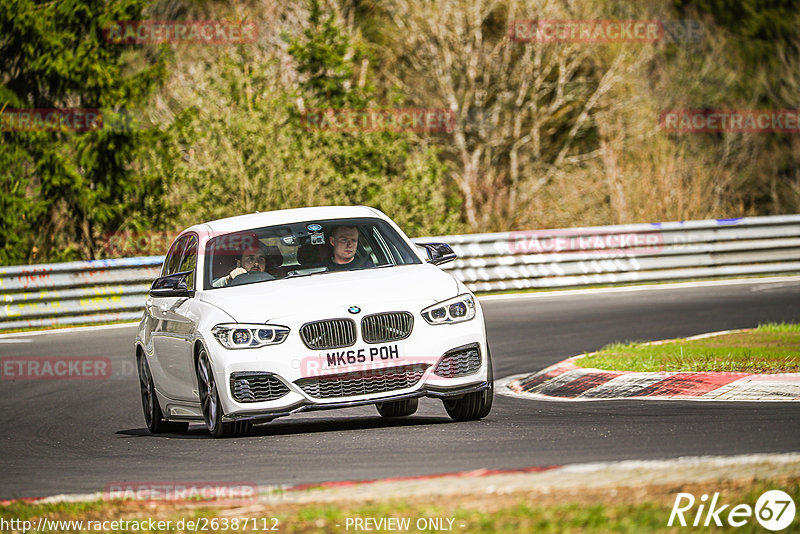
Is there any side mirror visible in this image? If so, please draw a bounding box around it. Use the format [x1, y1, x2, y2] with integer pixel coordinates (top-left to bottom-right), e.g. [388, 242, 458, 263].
[150, 270, 195, 298]
[416, 243, 457, 266]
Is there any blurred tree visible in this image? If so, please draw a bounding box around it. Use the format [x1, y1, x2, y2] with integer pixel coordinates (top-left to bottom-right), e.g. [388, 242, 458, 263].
[288, 0, 371, 108]
[380, 0, 637, 231]
[161, 0, 462, 237]
[0, 0, 172, 264]
[674, 0, 799, 71]
[5, 0, 797, 267]
[670, 0, 800, 215]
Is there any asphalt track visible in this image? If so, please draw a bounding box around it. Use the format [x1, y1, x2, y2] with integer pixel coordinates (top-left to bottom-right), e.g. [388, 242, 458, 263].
[1, 278, 799, 499]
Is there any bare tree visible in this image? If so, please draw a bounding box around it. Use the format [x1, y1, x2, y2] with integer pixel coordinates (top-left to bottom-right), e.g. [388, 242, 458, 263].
[381, 0, 633, 231]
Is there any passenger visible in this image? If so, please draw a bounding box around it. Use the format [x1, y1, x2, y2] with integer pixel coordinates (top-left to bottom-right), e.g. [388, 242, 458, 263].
[213, 246, 268, 287]
[325, 226, 375, 271]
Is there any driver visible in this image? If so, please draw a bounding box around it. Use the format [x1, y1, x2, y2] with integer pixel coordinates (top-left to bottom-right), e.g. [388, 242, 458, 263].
[212, 246, 267, 287]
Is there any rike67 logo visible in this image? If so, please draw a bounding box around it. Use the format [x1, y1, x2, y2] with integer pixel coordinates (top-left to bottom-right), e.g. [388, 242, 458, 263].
[669, 490, 796, 530]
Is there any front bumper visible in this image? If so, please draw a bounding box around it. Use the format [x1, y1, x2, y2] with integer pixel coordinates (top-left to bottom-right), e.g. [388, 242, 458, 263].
[221, 380, 491, 423]
[205, 316, 489, 420]
[188, 302, 490, 421]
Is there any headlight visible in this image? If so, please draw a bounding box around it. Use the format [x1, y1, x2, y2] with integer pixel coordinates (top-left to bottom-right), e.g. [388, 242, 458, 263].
[212, 323, 290, 349]
[421, 294, 476, 325]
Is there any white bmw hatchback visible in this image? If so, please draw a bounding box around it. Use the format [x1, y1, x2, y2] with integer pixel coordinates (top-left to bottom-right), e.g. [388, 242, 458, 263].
[135, 206, 493, 437]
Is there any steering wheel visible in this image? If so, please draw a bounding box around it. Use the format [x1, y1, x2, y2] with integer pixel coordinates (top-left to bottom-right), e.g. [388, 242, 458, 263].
[227, 270, 275, 286]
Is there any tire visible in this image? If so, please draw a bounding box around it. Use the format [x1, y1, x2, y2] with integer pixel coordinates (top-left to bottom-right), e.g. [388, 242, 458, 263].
[196, 348, 252, 438]
[137, 354, 189, 434]
[442, 351, 494, 422]
[376, 398, 419, 417]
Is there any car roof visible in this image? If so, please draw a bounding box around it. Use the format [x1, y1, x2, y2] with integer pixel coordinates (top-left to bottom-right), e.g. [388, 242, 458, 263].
[185, 205, 386, 237]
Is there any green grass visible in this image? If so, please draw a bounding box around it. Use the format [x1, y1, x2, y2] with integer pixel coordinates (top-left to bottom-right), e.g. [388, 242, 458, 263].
[580, 322, 800, 373]
[1, 479, 796, 533]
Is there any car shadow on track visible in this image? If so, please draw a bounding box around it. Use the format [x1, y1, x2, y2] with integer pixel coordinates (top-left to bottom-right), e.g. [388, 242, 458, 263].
[116, 415, 454, 439]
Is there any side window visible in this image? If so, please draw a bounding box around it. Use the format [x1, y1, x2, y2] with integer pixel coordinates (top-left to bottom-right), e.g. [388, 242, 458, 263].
[178, 235, 198, 289]
[370, 226, 394, 265]
[162, 235, 188, 277]
[353, 226, 378, 264]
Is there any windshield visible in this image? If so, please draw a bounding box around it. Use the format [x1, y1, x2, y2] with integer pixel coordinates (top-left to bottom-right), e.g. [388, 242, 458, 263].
[204, 217, 422, 290]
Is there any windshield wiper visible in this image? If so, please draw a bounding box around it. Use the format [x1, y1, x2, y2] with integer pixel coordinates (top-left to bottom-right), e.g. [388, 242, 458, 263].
[286, 267, 329, 278]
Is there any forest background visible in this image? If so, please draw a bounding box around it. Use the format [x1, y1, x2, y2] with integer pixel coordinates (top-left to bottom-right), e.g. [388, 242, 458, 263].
[1, 0, 798, 265]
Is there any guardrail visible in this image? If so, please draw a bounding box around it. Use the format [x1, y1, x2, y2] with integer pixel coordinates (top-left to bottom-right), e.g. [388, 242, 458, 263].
[433, 214, 800, 292]
[1, 215, 799, 330]
[0, 257, 162, 330]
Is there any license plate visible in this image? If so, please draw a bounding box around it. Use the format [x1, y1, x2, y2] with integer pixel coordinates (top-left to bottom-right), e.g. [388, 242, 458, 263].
[320, 343, 405, 370]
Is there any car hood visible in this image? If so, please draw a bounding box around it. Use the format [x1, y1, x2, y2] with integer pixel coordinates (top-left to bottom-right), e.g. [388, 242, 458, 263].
[198, 264, 459, 323]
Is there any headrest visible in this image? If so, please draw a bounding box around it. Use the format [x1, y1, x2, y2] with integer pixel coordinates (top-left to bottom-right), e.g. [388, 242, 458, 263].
[297, 244, 330, 266]
[263, 245, 283, 268]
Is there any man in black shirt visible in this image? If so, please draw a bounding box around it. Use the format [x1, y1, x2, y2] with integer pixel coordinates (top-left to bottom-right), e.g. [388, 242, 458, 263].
[325, 225, 375, 271]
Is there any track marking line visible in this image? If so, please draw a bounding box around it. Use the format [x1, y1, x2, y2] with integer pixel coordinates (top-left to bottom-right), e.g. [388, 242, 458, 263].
[478, 275, 800, 302]
[0, 321, 139, 339]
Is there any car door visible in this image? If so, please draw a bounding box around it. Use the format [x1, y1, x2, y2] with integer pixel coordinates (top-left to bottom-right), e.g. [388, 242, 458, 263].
[146, 234, 186, 387]
[149, 234, 199, 401]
